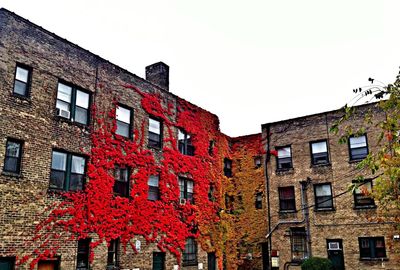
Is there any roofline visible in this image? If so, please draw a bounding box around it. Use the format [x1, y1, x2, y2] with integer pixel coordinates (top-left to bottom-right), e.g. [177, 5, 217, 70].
[0, 7, 220, 120]
[261, 101, 379, 128]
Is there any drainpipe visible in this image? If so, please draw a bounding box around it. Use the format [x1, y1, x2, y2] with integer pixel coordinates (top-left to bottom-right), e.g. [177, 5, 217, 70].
[264, 124, 272, 270]
[300, 178, 312, 259]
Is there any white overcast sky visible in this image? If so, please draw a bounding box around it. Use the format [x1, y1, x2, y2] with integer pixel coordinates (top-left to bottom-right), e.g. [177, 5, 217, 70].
[2, 0, 400, 136]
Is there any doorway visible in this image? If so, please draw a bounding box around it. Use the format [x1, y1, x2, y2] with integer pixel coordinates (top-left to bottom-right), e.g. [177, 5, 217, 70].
[208, 252, 216, 270]
[152, 252, 165, 270]
[327, 239, 345, 270]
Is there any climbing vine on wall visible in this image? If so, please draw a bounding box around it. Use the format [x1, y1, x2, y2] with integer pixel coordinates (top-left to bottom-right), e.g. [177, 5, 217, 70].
[17, 83, 234, 269]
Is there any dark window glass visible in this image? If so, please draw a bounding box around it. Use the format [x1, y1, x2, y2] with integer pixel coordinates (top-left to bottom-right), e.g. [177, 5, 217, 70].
[107, 238, 119, 267]
[183, 238, 197, 266]
[354, 180, 375, 207]
[208, 184, 215, 202]
[349, 135, 368, 160]
[13, 64, 31, 97]
[114, 166, 130, 197]
[0, 257, 15, 270]
[224, 158, 232, 177]
[3, 139, 23, 174]
[255, 192, 263, 209]
[359, 237, 386, 259]
[276, 146, 292, 170]
[148, 175, 160, 201]
[310, 140, 329, 165]
[116, 105, 132, 138]
[254, 156, 262, 168]
[208, 140, 215, 155]
[314, 183, 333, 210]
[179, 177, 194, 204]
[279, 186, 295, 211]
[178, 129, 194, 156]
[291, 228, 307, 261]
[76, 239, 90, 270]
[56, 82, 90, 125]
[149, 117, 162, 148]
[50, 151, 86, 191]
[38, 258, 60, 270]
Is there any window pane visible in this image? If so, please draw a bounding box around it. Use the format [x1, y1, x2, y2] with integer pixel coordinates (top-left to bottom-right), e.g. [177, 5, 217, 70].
[75, 107, 88, 125]
[351, 147, 368, 159]
[148, 175, 159, 187]
[149, 118, 160, 134]
[315, 184, 331, 196]
[355, 181, 372, 194]
[178, 129, 185, 140]
[71, 156, 85, 174]
[311, 141, 327, 154]
[76, 90, 89, 109]
[50, 170, 65, 189]
[278, 147, 291, 158]
[14, 80, 27, 96]
[116, 121, 130, 137]
[57, 83, 72, 103]
[280, 187, 294, 199]
[56, 100, 70, 114]
[187, 180, 194, 193]
[350, 136, 366, 148]
[51, 151, 67, 171]
[116, 106, 131, 123]
[6, 141, 20, 158]
[16, 66, 29, 82]
[4, 157, 18, 172]
[179, 179, 185, 199]
[69, 174, 84, 191]
[317, 196, 333, 208]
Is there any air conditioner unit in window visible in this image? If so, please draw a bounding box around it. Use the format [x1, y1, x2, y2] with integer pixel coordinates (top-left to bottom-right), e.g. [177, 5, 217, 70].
[328, 242, 340, 250]
[56, 108, 70, 119]
[179, 198, 186, 205]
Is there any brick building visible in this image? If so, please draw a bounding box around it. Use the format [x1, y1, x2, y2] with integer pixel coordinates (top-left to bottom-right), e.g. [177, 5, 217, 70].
[0, 8, 268, 270]
[262, 105, 400, 270]
[0, 7, 398, 270]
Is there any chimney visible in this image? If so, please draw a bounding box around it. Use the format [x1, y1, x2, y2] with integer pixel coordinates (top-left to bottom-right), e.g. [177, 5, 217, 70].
[145, 62, 169, 91]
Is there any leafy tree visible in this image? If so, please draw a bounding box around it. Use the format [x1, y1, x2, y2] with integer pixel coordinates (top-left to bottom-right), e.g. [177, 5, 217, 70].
[301, 257, 333, 270]
[330, 71, 400, 220]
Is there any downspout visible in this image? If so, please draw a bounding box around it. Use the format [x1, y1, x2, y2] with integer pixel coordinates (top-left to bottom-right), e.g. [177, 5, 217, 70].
[300, 178, 312, 259]
[264, 124, 272, 269]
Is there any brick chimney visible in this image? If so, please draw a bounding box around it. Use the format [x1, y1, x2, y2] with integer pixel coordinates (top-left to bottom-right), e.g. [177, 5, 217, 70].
[145, 62, 169, 91]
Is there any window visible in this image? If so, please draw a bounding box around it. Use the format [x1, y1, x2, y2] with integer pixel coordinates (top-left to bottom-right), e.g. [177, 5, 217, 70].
[114, 166, 130, 197]
[179, 177, 194, 204]
[349, 135, 368, 160]
[178, 129, 194, 156]
[208, 184, 215, 202]
[291, 228, 307, 261]
[0, 257, 15, 270]
[13, 64, 31, 97]
[56, 82, 90, 125]
[148, 117, 162, 148]
[50, 150, 86, 191]
[224, 158, 232, 177]
[354, 180, 375, 208]
[276, 146, 292, 170]
[314, 183, 333, 210]
[107, 238, 120, 268]
[279, 186, 296, 211]
[3, 139, 23, 174]
[310, 140, 329, 165]
[76, 239, 90, 270]
[359, 237, 386, 259]
[183, 238, 197, 266]
[255, 192, 263, 209]
[116, 105, 133, 138]
[38, 257, 60, 270]
[254, 156, 262, 168]
[208, 140, 215, 155]
[148, 175, 160, 201]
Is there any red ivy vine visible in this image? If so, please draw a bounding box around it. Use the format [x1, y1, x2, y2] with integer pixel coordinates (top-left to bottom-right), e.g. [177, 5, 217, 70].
[18, 84, 231, 269]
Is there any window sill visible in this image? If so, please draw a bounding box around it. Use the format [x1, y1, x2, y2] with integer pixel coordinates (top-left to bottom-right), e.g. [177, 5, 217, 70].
[276, 168, 294, 175]
[12, 93, 31, 102]
[55, 116, 90, 130]
[311, 163, 331, 168]
[354, 205, 377, 210]
[182, 262, 198, 267]
[349, 158, 365, 164]
[360, 257, 388, 262]
[147, 144, 163, 151]
[314, 207, 335, 212]
[1, 171, 23, 179]
[279, 210, 297, 214]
